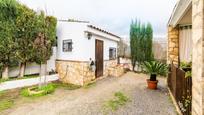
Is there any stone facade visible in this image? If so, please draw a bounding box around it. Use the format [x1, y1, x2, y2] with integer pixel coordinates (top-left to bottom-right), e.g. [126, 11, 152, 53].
[56, 60, 124, 86]
[104, 60, 117, 76]
[107, 65, 124, 77]
[192, 0, 204, 114]
[167, 26, 179, 65]
[56, 60, 95, 86]
[104, 60, 124, 77]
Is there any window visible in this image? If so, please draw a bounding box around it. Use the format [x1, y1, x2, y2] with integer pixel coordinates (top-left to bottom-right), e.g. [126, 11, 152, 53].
[63, 39, 73, 52]
[109, 48, 116, 60]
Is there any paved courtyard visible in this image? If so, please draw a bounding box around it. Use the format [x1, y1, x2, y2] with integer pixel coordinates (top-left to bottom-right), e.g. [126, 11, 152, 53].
[2, 72, 176, 115]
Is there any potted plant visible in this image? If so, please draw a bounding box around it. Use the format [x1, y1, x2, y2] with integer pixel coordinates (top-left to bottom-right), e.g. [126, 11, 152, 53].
[180, 61, 192, 72]
[142, 61, 168, 90]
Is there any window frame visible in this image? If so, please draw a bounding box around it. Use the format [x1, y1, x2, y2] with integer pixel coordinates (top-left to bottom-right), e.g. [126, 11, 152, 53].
[63, 39, 73, 52]
[109, 47, 116, 60]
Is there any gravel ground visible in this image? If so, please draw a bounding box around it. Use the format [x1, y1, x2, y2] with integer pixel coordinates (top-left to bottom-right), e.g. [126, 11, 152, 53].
[2, 72, 176, 115]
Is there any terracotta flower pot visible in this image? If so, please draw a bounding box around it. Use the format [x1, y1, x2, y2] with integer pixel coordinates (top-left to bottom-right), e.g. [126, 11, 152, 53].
[147, 79, 158, 90]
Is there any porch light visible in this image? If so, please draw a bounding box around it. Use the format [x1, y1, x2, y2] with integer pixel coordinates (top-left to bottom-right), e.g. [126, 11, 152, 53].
[85, 31, 92, 40]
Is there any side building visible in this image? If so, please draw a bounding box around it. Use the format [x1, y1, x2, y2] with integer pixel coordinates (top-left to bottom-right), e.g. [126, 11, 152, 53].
[56, 20, 123, 85]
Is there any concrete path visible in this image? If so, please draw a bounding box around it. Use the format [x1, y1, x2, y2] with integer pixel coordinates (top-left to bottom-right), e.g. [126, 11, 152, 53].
[2, 72, 176, 115]
[0, 74, 59, 91]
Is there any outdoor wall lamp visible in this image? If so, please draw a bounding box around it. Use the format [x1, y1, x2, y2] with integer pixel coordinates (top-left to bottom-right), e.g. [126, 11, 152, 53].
[85, 31, 92, 40]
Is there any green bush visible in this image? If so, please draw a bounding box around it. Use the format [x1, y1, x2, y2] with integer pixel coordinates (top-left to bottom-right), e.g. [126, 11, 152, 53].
[21, 83, 56, 97]
[180, 61, 192, 70]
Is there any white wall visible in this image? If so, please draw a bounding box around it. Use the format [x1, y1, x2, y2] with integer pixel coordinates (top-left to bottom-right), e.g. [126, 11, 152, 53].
[57, 21, 94, 61]
[9, 47, 57, 77]
[92, 35, 118, 60]
[57, 21, 119, 62]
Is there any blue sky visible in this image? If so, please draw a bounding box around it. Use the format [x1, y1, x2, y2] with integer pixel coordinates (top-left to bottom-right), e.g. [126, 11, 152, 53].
[18, 0, 177, 38]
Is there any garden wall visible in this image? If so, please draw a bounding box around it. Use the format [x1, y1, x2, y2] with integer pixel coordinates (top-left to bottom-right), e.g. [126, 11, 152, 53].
[56, 60, 95, 86]
[8, 47, 56, 77]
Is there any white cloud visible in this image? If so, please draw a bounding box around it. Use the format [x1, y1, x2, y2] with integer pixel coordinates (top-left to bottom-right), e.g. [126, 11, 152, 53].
[18, 0, 177, 37]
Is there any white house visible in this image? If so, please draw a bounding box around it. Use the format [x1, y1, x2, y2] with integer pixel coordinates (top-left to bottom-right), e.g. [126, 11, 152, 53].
[56, 20, 123, 85]
[7, 19, 123, 86]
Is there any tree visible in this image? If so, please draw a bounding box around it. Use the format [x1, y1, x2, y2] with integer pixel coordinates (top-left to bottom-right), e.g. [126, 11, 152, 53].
[15, 4, 39, 78]
[130, 20, 154, 71]
[145, 23, 153, 61]
[0, 0, 18, 79]
[34, 12, 57, 86]
[130, 20, 139, 71]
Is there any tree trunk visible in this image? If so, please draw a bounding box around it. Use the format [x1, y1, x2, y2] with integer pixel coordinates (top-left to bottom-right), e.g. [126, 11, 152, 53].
[40, 63, 47, 77]
[132, 62, 135, 71]
[39, 62, 47, 87]
[117, 56, 120, 64]
[2, 65, 9, 79]
[19, 62, 26, 78]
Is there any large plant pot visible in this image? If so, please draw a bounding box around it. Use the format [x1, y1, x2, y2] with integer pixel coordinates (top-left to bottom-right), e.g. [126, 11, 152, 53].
[147, 79, 158, 90]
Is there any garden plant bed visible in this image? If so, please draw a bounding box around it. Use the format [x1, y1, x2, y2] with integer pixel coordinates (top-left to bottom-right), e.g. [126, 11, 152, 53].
[21, 83, 56, 97]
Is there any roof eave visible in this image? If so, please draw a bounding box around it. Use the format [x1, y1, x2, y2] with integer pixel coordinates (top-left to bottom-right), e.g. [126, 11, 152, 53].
[87, 25, 121, 39]
[168, 0, 192, 27]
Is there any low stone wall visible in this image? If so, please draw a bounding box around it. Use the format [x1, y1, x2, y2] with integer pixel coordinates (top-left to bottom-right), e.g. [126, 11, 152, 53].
[104, 60, 124, 77]
[56, 60, 125, 86]
[56, 60, 95, 86]
[107, 65, 124, 77]
[104, 60, 117, 76]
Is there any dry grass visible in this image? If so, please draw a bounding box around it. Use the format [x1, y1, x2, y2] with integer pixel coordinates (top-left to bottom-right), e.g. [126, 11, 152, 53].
[0, 89, 20, 112]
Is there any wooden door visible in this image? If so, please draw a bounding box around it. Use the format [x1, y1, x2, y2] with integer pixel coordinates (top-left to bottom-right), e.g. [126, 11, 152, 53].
[95, 39, 104, 78]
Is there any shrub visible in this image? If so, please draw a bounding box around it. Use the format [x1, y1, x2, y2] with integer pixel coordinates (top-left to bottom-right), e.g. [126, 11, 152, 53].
[180, 61, 192, 69]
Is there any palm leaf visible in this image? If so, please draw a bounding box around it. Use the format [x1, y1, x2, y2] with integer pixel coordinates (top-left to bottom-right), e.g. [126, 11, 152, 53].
[142, 61, 168, 76]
